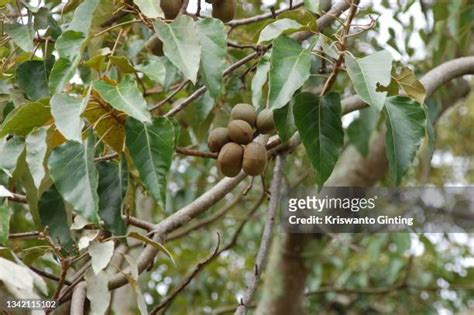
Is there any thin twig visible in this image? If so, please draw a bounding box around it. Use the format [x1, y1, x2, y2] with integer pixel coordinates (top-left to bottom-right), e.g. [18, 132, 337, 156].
[150, 234, 222, 314]
[150, 80, 190, 112]
[228, 1, 304, 27]
[234, 155, 286, 315]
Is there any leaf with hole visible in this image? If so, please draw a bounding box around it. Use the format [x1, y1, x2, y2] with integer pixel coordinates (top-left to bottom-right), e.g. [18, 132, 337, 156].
[345, 50, 393, 112]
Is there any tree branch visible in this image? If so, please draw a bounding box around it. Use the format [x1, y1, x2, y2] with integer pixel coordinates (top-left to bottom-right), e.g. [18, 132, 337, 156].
[235, 155, 285, 315]
[227, 2, 304, 27]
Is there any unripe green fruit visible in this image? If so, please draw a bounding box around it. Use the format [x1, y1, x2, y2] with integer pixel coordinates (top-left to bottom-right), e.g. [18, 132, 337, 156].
[208, 127, 230, 152]
[217, 142, 243, 177]
[242, 142, 267, 176]
[228, 120, 253, 144]
[231, 103, 257, 126]
[145, 35, 164, 56]
[212, 0, 235, 22]
[256, 109, 275, 134]
[161, 0, 182, 19]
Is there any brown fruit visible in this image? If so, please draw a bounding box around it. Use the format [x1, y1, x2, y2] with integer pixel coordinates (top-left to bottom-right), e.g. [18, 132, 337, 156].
[208, 127, 230, 152]
[256, 109, 275, 134]
[145, 35, 164, 56]
[217, 143, 243, 177]
[161, 0, 183, 19]
[230, 103, 257, 126]
[243, 142, 267, 176]
[212, 0, 235, 23]
[228, 120, 253, 144]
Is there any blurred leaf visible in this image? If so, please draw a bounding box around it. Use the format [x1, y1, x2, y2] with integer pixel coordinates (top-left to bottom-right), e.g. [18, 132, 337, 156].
[0, 99, 51, 137]
[258, 18, 304, 43]
[135, 58, 166, 84]
[51, 92, 87, 142]
[393, 67, 426, 104]
[128, 231, 175, 265]
[133, 0, 164, 18]
[85, 269, 110, 315]
[251, 54, 270, 109]
[38, 186, 75, 252]
[345, 50, 393, 112]
[16, 60, 51, 101]
[123, 255, 148, 315]
[68, 0, 99, 33]
[48, 138, 100, 223]
[88, 240, 114, 274]
[4, 23, 34, 52]
[0, 257, 46, 298]
[25, 127, 48, 189]
[294, 92, 343, 187]
[303, 0, 319, 13]
[125, 117, 176, 209]
[154, 16, 201, 84]
[109, 56, 136, 73]
[384, 96, 426, 185]
[0, 137, 25, 177]
[274, 101, 296, 143]
[268, 36, 311, 110]
[197, 18, 226, 99]
[49, 57, 79, 94]
[83, 100, 124, 153]
[97, 160, 127, 236]
[346, 108, 378, 157]
[92, 77, 151, 123]
[0, 205, 10, 245]
[319, 34, 339, 59]
[55, 30, 86, 59]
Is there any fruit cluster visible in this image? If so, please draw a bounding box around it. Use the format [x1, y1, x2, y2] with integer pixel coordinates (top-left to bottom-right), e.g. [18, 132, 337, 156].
[208, 104, 275, 177]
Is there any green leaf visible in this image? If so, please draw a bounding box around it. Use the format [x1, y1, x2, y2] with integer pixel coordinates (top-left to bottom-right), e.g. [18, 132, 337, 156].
[51, 92, 87, 142]
[4, 23, 34, 52]
[92, 78, 151, 123]
[345, 50, 393, 112]
[88, 240, 114, 274]
[38, 186, 74, 252]
[0, 205, 10, 245]
[346, 108, 378, 157]
[97, 160, 128, 236]
[154, 16, 201, 84]
[393, 67, 426, 104]
[55, 30, 86, 59]
[109, 56, 136, 73]
[68, 0, 100, 34]
[0, 137, 25, 177]
[384, 96, 426, 186]
[16, 60, 51, 101]
[319, 34, 339, 59]
[251, 54, 270, 109]
[125, 117, 176, 209]
[196, 18, 227, 99]
[294, 92, 344, 187]
[258, 19, 304, 43]
[133, 0, 164, 18]
[303, 0, 319, 13]
[268, 36, 311, 110]
[48, 138, 100, 223]
[49, 57, 78, 94]
[127, 231, 175, 265]
[274, 102, 296, 143]
[135, 58, 166, 84]
[25, 127, 48, 189]
[0, 99, 51, 137]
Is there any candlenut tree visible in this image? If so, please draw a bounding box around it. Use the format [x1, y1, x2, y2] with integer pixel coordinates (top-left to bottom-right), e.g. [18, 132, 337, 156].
[0, 0, 474, 314]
